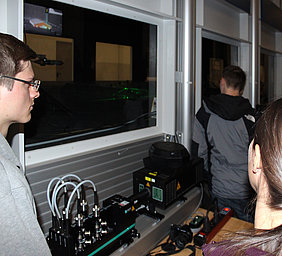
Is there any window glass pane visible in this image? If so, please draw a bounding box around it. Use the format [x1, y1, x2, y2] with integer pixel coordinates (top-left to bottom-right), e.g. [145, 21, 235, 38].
[96, 42, 132, 81]
[202, 37, 238, 98]
[260, 53, 274, 107]
[24, 0, 157, 150]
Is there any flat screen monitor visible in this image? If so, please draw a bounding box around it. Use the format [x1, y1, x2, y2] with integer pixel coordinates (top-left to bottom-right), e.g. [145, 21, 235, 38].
[24, 3, 62, 36]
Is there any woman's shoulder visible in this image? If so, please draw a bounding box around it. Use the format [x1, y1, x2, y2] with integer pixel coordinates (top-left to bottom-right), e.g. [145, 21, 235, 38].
[245, 247, 272, 256]
[202, 242, 272, 256]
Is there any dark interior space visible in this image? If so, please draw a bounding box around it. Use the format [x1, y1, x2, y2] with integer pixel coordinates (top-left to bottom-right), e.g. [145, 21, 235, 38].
[202, 37, 231, 99]
[24, 0, 157, 150]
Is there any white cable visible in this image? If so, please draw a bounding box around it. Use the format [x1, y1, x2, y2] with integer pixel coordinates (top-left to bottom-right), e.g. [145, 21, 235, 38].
[51, 174, 82, 214]
[65, 180, 96, 219]
[47, 177, 62, 216]
[51, 179, 64, 215]
[53, 181, 80, 219]
[61, 174, 82, 182]
[195, 183, 204, 211]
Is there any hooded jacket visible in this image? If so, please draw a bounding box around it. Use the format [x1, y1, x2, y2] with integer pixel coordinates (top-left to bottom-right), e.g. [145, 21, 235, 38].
[192, 94, 257, 199]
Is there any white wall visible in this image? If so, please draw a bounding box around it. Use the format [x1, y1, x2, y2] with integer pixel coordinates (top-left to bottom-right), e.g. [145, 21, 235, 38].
[108, 0, 175, 16]
[0, 0, 23, 38]
[261, 24, 282, 101]
[276, 32, 282, 52]
[204, 0, 240, 39]
[274, 54, 282, 99]
[274, 32, 282, 99]
[261, 23, 277, 51]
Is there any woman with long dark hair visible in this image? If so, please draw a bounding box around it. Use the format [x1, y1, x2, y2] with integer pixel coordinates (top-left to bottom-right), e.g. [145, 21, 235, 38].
[202, 98, 282, 256]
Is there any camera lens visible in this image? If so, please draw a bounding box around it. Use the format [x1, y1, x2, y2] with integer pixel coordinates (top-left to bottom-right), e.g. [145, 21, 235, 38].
[173, 225, 192, 249]
[169, 224, 193, 249]
[175, 233, 191, 249]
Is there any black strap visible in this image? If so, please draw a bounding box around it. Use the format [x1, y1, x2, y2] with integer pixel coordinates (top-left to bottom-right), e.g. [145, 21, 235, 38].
[154, 244, 195, 256]
[196, 106, 212, 189]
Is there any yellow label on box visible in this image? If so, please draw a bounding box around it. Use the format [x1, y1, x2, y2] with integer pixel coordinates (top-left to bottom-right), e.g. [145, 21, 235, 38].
[145, 176, 151, 182]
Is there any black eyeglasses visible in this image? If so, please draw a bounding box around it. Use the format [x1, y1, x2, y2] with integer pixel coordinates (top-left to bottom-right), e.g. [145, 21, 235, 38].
[0, 75, 41, 91]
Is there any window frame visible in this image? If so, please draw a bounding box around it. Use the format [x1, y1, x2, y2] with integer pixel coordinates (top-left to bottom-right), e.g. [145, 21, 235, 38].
[21, 0, 177, 167]
[260, 48, 276, 104]
[195, 29, 244, 113]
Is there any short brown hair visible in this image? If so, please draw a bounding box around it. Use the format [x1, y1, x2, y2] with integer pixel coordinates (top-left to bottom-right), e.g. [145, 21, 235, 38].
[0, 33, 36, 90]
[222, 65, 246, 93]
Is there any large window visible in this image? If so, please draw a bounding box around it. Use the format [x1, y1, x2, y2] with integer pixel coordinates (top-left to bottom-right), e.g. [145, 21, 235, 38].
[202, 37, 238, 98]
[24, 0, 157, 150]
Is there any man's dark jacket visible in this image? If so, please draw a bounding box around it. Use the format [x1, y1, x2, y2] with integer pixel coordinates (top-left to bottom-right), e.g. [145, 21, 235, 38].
[192, 94, 257, 199]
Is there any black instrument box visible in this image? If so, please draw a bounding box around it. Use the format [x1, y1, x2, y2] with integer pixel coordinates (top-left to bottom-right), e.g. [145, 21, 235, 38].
[133, 142, 203, 209]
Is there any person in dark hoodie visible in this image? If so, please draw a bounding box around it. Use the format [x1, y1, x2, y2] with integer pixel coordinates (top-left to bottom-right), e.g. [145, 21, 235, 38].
[192, 65, 257, 222]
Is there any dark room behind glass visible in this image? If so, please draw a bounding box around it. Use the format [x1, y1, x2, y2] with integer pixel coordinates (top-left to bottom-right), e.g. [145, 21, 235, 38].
[24, 0, 157, 150]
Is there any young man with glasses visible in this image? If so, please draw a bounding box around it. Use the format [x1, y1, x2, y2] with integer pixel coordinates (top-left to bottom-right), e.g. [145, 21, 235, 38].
[0, 33, 51, 255]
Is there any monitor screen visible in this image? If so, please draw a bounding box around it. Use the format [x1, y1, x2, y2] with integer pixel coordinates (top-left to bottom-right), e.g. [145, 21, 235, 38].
[24, 3, 62, 36]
